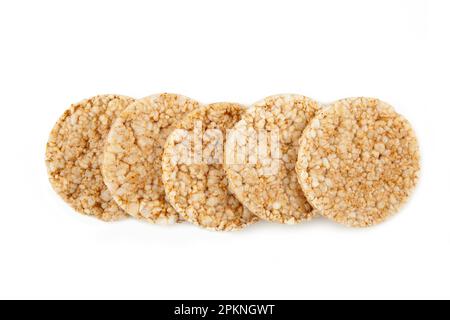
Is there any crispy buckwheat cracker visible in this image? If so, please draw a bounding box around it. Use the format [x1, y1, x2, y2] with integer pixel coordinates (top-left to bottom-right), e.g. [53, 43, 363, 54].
[102, 94, 200, 223]
[46, 94, 135, 221]
[296, 97, 420, 227]
[162, 103, 259, 231]
[224, 95, 320, 224]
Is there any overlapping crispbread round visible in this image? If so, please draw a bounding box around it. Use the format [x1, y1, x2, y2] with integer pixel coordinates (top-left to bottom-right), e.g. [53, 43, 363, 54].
[46, 94, 135, 221]
[102, 93, 200, 223]
[296, 97, 420, 227]
[162, 102, 259, 231]
[224, 95, 320, 224]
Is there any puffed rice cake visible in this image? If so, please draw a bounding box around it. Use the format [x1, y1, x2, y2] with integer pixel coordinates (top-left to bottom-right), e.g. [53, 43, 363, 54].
[102, 93, 200, 223]
[162, 102, 259, 231]
[225, 94, 320, 224]
[296, 97, 420, 227]
[46, 94, 135, 221]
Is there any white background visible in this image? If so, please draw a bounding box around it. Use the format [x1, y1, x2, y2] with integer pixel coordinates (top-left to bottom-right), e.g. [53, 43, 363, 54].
[0, 0, 448, 300]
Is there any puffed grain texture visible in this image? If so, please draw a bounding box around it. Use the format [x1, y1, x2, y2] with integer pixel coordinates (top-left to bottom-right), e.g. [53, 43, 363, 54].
[162, 103, 259, 231]
[46, 94, 135, 221]
[296, 97, 420, 227]
[225, 94, 320, 224]
[102, 93, 200, 223]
